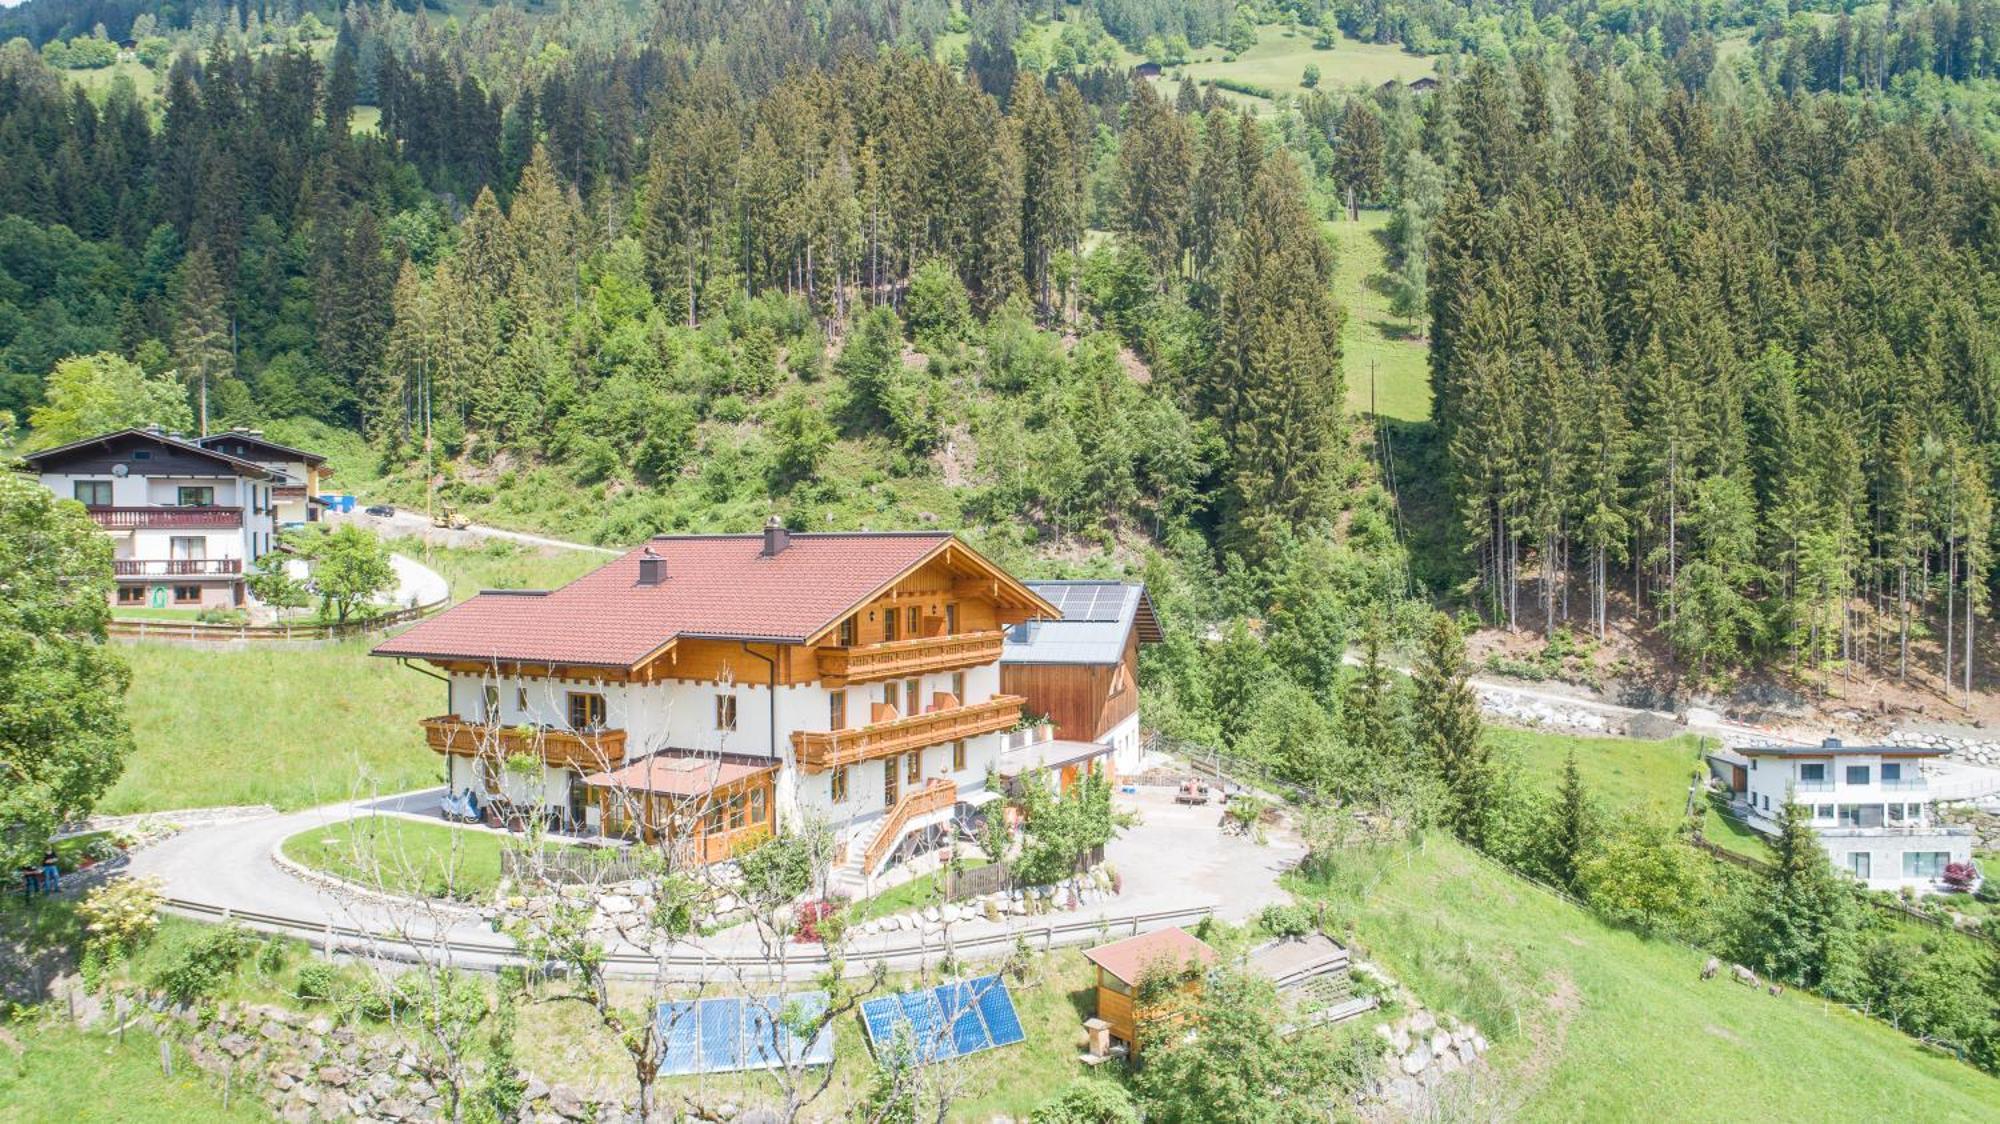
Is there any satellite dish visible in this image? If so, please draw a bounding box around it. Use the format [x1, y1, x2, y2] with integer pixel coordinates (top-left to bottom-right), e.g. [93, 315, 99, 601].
[112, 464, 129, 478]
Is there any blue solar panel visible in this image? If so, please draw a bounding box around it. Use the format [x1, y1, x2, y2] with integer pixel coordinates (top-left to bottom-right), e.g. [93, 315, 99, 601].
[657, 992, 834, 1076]
[976, 978, 1026, 1047]
[859, 977, 1025, 1062]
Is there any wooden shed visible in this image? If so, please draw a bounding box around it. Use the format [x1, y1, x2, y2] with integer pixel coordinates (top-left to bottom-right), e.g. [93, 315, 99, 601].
[1081, 926, 1216, 1056]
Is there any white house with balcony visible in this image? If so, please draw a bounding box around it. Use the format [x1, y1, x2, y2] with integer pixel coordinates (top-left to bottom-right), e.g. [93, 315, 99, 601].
[16, 426, 308, 611]
[1708, 738, 1975, 893]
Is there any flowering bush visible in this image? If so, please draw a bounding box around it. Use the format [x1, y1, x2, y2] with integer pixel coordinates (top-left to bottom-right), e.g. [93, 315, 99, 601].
[79, 876, 163, 954]
[794, 899, 840, 944]
[1942, 862, 1978, 892]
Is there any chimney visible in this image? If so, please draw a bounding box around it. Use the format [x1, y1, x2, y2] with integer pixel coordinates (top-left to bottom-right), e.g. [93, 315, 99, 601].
[636, 546, 666, 586]
[1822, 737, 1842, 749]
[761, 515, 790, 558]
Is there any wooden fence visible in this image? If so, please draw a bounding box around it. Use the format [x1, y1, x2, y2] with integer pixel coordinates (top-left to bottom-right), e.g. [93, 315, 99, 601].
[107, 597, 446, 645]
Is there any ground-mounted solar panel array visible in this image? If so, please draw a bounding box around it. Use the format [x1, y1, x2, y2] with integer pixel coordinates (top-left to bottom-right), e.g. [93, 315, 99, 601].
[657, 992, 835, 1076]
[858, 974, 1026, 1062]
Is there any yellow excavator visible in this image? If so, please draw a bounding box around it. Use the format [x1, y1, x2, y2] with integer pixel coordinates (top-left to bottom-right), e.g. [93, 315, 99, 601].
[431, 504, 470, 530]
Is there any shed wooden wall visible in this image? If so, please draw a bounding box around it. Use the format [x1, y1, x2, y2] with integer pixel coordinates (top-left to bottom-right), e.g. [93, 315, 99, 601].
[1002, 628, 1139, 742]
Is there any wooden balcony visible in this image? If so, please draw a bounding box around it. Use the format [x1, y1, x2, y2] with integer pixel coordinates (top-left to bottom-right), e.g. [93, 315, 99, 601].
[89, 505, 241, 529]
[816, 630, 1006, 685]
[864, 778, 957, 873]
[791, 694, 1025, 772]
[419, 714, 627, 771]
[112, 558, 243, 578]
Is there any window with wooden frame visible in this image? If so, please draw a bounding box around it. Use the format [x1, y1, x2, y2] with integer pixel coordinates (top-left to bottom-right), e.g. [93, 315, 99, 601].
[904, 678, 921, 714]
[945, 602, 959, 634]
[568, 691, 607, 730]
[906, 606, 921, 636]
[516, 687, 529, 710]
[176, 486, 214, 507]
[952, 740, 967, 771]
[750, 787, 767, 824]
[837, 616, 856, 646]
[829, 690, 847, 730]
[727, 793, 745, 831]
[172, 584, 200, 604]
[883, 607, 899, 642]
[481, 686, 500, 722]
[73, 480, 112, 506]
[715, 694, 738, 731]
[950, 672, 966, 704]
[831, 766, 849, 803]
[906, 750, 920, 783]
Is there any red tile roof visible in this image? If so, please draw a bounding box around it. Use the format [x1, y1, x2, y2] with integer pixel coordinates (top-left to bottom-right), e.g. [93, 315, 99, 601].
[581, 752, 776, 797]
[1083, 926, 1217, 985]
[373, 532, 957, 668]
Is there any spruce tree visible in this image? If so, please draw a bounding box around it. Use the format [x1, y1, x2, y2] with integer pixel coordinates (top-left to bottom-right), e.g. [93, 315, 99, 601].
[1754, 798, 1861, 993]
[171, 244, 231, 436]
[1215, 154, 1346, 563]
[1412, 612, 1491, 844]
[1547, 750, 1595, 891]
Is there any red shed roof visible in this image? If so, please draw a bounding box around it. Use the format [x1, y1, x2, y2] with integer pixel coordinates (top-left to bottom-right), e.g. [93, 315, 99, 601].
[1083, 926, 1217, 985]
[372, 531, 1053, 669]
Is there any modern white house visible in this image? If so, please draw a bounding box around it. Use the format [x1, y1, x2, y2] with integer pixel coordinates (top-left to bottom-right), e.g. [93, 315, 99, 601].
[1709, 738, 1976, 893]
[373, 523, 1104, 882]
[17, 426, 310, 610]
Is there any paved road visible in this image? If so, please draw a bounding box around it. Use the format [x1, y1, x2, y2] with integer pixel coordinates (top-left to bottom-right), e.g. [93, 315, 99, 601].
[128, 785, 1300, 977]
[384, 552, 450, 610]
[332, 508, 619, 556]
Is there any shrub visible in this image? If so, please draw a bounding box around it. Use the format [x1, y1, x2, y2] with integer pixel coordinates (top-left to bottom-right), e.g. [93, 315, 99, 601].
[794, 899, 839, 944]
[1259, 902, 1314, 938]
[151, 923, 257, 1003]
[1031, 1079, 1138, 1124]
[1942, 862, 1977, 892]
[79, 876, 163, 955]
[295, 961, 342, 1006]
[902, 259, 971, 353]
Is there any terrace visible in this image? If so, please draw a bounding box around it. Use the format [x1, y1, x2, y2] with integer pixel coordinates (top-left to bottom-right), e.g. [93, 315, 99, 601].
[419, 714, 628, 771]
[89, 505, 242, 529]
[112, 558, 243, 577]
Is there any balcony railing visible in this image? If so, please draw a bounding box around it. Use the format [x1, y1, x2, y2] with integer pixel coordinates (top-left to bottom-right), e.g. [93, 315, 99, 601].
[112, 558, 243, 577]
[864, 778, 958, 873]
[816, 630, 1006, 685]
[89, 505, 242, 529]
[419, 714, 627, 771]
[1794, 781, 1833, 793]
[792, 695, 1025, 772]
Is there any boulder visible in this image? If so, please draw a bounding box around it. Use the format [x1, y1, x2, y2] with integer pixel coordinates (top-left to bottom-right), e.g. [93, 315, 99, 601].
[1400, 1043, 1431, 1076]
[549, 1084, 590, 1121]
[599, 895, 636, 915]
[218, 1033, 256, 1059]
[1408, 1009, 1436, 1034]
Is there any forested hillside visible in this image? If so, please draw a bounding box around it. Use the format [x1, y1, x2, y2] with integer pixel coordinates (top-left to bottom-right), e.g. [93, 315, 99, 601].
[0, 0, 1995, 723]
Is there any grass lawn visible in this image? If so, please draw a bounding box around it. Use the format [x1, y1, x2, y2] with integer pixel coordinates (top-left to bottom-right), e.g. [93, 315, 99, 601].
[521, 948, 1119, 1117]
[1167, 26, 1434, 107]
[414, 540, 608, 601]
[0, 1014, 272, 1124]
[109, 639, 441, 814]
[281, 816, 516, 901]
[1494, 728, 1705, 819]
[1290, 837, 2000, 1120]
[60, 59, 159, 106]
[1495, 727, 1774, 860]
[845, 859, 993, 925]
[1330, 209, 1431, 422]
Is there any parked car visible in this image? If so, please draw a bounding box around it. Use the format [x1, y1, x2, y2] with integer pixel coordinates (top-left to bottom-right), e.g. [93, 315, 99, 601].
[364, 504, 396, 517]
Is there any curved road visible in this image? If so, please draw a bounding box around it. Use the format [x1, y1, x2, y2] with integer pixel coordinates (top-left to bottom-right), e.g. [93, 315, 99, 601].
[129, 787, 1298, 978]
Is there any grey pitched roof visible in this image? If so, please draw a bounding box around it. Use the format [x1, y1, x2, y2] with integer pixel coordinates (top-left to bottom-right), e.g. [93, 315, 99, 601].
[1001, 580, 1160, 665]
[17, 427, 276, 478]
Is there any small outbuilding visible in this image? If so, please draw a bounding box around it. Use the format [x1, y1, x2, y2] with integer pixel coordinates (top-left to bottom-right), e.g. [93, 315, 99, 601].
[1081, 926, 1216, 1057]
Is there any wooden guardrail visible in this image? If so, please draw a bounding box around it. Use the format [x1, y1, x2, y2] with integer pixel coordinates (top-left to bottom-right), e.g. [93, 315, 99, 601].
[107, 596, 446, 644]
[792, 695, 1025, 771]
[863, 778, 957, 873]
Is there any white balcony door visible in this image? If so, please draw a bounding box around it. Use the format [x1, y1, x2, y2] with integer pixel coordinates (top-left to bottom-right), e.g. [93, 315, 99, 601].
[170, 536, 206, 561]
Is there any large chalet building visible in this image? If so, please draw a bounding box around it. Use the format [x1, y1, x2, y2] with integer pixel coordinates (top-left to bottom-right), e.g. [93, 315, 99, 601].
[18, 426, 326, 610]
[373, 523, 1145, 878]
